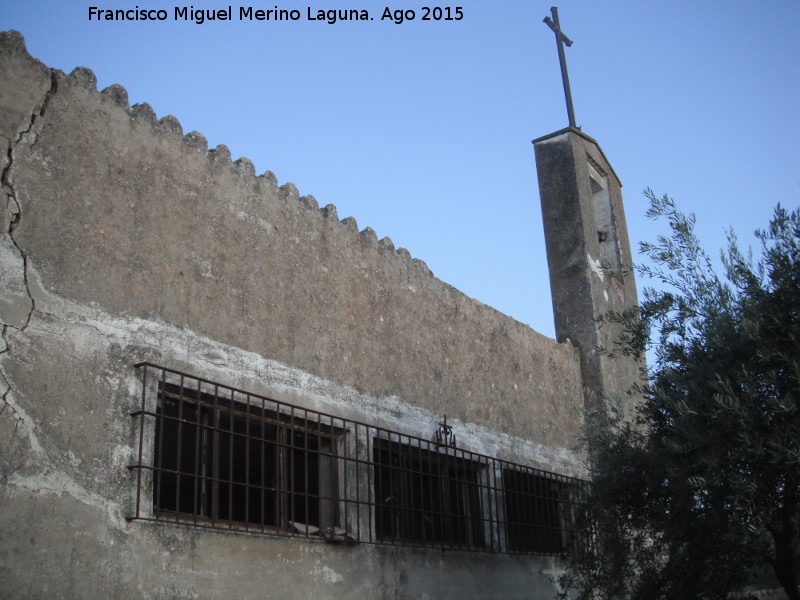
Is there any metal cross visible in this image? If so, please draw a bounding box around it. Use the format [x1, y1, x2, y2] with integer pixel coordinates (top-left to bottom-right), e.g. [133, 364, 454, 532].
[434, 415, 456, 448]
[543, 6, 577, 128]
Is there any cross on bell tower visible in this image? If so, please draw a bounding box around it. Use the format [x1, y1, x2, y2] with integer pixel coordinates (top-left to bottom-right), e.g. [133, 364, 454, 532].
[543, 6, 577, 129]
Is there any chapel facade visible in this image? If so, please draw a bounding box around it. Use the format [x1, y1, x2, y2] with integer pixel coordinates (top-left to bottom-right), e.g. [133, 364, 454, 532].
[0, 30, 639, 599]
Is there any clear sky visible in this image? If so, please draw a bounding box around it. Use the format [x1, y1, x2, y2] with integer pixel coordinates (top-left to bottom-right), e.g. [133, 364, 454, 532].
[3, 0, 799, 339]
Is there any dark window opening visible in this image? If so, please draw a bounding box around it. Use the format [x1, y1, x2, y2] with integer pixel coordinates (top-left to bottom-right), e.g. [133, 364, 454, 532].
[373, 438, 485, 549]
[502, 468, 573, 554]
[153, 383, 338, 531]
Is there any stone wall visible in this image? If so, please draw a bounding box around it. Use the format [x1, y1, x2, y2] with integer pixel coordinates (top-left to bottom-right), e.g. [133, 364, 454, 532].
[0, 30, 586, 599]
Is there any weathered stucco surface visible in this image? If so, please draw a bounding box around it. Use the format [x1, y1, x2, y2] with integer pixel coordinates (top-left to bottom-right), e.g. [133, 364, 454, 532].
[0, 297, 574, 599]
[534, 128, 643, 414]
[1, 30, 590, 599]
[6, 32, 583, 449]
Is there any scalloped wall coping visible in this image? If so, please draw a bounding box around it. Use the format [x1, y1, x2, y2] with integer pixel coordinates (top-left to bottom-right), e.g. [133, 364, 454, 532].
[25, 38, 437, 273]
[101, 84, 128, 107]
[184, 131, 208, 151]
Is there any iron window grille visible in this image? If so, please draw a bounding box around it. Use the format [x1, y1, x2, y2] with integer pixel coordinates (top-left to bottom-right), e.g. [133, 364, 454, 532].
[502, 467, 577, 554]
[152, 382, 340, 532]
[129, 363, 587, 554]
[373, 437, 485, 549]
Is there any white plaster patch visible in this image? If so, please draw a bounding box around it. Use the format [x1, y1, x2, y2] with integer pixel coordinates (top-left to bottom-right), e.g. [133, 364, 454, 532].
[199, 348, 228, 366]
[588, 253, 605, 281]
[534, 132, 570, 145]
[1, 390, 47, 458]
[111, 444, 131, 470]
[543, 567, 567, 595]
[8, 469, 121, 526]
[66, 449, 81, 468]
[312, 564, 343, 584]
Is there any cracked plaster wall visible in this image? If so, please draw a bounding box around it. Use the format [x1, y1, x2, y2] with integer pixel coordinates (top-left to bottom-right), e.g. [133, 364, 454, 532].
[0, 30, 586, 599]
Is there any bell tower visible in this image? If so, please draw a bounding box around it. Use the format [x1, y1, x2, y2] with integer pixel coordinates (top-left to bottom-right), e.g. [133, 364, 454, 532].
[534, 127, 641, 410]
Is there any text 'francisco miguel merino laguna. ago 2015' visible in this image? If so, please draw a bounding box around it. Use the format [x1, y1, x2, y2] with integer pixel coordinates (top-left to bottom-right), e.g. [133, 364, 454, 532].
[88, 6, 465, 25]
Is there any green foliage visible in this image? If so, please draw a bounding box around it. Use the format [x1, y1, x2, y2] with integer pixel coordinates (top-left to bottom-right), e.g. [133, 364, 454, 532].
[560, 192, 800, 600]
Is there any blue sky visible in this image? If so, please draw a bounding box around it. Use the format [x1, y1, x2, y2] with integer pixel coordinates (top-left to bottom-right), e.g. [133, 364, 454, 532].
[3, 0, 799, 339]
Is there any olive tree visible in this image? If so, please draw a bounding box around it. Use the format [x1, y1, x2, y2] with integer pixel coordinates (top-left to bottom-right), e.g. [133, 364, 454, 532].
[560, 192, 800, 600]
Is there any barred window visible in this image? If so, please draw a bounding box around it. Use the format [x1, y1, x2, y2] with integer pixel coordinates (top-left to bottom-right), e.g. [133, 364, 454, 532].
[129, 363, 586, 554]
[373, 438, 485, 549]
[154, 382, 340, 531]
[502, 468, 574, 554]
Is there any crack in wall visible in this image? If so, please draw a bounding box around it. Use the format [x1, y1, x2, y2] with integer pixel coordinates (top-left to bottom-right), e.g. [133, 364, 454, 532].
[1, 69, 58, 466]
[2, 69, 58, 334]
